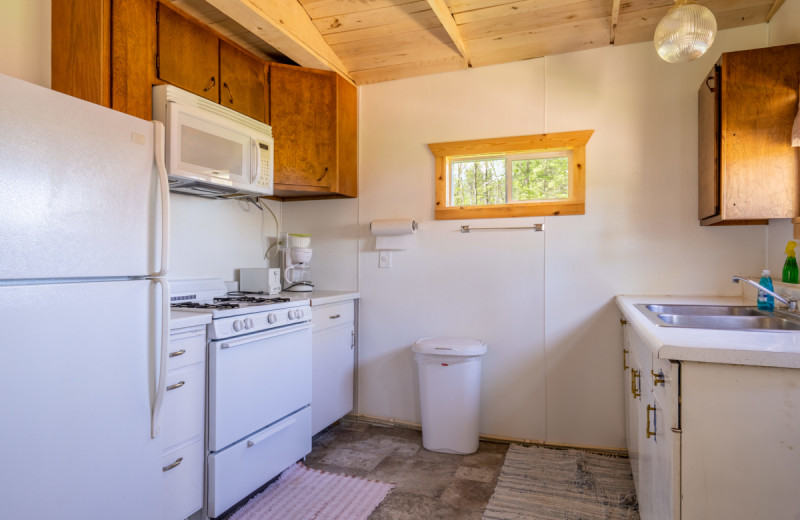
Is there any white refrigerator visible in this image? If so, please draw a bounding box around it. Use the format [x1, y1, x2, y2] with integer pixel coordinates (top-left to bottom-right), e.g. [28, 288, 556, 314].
[0, 74, 170, 519]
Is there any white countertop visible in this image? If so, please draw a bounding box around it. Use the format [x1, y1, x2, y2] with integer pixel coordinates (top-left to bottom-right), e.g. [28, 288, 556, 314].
[280, 290, 360, 307]
[616, 295, 800, 369]
[170, 310, 212, 330]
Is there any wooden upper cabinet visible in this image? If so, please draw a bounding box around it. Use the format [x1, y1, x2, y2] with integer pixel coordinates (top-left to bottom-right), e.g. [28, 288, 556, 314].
[51, 0, 112, 107]
[220, 42, 267, 123]
[270, 64, 337, 193]
[335, 74, 358, 198]
[698, 44, 800, 225]
[697, 63, 720, 221]
[156, 3, 218, 102]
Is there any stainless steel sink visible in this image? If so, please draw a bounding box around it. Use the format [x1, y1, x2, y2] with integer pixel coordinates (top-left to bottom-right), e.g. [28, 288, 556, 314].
[634, 303, 800, 332]
[643, 304, 764, 316]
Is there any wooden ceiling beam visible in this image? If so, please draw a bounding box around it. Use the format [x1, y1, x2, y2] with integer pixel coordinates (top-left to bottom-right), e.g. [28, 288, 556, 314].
[205, 0, 354, 83]
[425, 0, 472, 66]
[610, 0, 621, 44]
[766, 0, 786, 21]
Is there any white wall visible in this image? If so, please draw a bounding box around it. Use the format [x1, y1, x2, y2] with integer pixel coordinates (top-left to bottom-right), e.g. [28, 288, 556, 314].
[0, 0, 50, 87]
[766, 0, 800, 277]
[350, 25, 771, 449]
[169, 195, 281, 281]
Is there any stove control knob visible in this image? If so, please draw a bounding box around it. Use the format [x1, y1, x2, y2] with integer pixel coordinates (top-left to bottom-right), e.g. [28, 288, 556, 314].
[267, 313, 277, 324]
[296, 309, 305, 319]
[288, 309, 297, 320]
[233, 320, 243, 332]
[244, 318, 254, 329]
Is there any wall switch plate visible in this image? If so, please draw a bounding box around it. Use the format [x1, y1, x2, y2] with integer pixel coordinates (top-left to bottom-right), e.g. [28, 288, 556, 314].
[379, 251, 392, 268]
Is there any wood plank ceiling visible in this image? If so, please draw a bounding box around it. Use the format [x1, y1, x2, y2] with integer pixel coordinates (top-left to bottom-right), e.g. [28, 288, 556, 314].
[180, 0, 786, 85]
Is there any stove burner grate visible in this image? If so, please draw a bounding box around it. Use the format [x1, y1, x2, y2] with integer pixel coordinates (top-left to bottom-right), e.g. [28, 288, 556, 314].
[171, 302, 241, 310]
[215, 294, 290, 304]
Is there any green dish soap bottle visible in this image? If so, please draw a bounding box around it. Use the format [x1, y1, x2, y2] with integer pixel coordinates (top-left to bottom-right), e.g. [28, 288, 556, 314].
[782, 241, 798, 284]
[757, 269, 774, 311]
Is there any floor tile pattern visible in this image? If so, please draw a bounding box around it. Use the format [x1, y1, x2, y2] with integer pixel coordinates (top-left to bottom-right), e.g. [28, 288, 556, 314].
[304, 419, 509, 520]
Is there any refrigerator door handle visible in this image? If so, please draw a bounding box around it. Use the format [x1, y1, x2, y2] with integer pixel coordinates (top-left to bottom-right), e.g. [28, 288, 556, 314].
[151, 278, 170, 438]
[151, 121, 170, 277]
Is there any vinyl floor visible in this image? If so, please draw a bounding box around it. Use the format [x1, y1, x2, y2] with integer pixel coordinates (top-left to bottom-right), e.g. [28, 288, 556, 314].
[303, 419, 509, 520]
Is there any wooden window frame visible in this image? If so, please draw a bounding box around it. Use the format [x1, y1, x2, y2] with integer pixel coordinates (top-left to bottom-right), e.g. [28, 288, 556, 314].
[428, 130, 594, 220]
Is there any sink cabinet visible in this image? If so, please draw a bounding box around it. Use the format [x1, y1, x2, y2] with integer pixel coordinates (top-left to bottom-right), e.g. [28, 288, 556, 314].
[622, 322, 679, 520]
[697, 44, 800, 225]
[622, 320, 800, 519]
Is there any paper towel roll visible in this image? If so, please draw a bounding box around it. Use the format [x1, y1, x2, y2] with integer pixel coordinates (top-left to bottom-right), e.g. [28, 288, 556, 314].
[370, 219, 417, 250]
[370, 219, 418, 236]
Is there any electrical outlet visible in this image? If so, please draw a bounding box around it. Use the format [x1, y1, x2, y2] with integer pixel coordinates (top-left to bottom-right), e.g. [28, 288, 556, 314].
[379, 251, 392, 268]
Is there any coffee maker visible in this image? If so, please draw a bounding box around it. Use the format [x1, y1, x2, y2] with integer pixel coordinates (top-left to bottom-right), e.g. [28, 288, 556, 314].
[281, 233, 314, 292]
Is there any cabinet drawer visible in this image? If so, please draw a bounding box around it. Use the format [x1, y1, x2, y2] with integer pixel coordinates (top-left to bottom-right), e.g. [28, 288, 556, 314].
[312, 301, 354, 332]
[168, 326, 206, 371]
[207, 407, 311, 518]
[162, 440, 204, 520]
[163, 363, 205, 451]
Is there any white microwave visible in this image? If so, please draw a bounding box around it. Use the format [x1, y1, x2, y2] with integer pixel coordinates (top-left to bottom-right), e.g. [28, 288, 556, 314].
[152, 85, 273, 198]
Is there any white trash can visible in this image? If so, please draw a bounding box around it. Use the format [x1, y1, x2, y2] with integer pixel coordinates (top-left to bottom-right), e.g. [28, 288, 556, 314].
[412, 337, 488, 454]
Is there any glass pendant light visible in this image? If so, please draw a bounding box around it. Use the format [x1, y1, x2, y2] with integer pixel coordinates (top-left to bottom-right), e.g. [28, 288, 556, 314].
[654, 0, 717, 63]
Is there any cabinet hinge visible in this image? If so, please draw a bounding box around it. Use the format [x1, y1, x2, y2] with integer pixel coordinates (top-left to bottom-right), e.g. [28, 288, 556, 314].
[155, 54, 160, 74]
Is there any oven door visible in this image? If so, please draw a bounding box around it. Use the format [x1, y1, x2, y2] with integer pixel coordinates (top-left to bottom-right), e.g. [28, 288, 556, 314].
[208, 322, 312, 452]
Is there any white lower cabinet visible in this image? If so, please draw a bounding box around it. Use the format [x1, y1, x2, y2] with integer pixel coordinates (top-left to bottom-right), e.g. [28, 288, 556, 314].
[311, 300, 355, 435]
[164, 324, 206, 520]
[623, 322, 800, 519]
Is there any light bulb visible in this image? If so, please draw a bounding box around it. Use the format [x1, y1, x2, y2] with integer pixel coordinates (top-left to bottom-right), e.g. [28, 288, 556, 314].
[654, 0, 717, 63]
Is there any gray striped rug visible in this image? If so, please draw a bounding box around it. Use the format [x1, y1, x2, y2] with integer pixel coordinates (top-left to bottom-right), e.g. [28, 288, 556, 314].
[483, 445, 639, 520]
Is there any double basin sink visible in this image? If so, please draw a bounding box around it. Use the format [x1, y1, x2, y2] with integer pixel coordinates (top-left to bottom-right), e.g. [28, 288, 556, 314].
[635, 303, 800, 332]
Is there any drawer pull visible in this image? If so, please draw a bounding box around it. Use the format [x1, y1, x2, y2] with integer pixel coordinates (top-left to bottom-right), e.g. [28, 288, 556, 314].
[166, 381, 185, 391]
[246, 417, 297, 448]
[162, 457, 183, 472]
[646, 404, 657, 439]
[169, 349, 186, 358]
[329, 314, 341, 319]
[631, 368, 641, 398]
[651, 369, 666, 386]
[622, 349, 629, 370]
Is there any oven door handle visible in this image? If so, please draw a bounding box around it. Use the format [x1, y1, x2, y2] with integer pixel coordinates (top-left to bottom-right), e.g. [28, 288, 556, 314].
[219, 322, 312, 350]
[246, 416, 297, 448]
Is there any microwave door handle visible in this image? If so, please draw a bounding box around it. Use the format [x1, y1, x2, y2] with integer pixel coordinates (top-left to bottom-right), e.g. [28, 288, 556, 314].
[251, 140, 260, 184]
[151, 121, 170, 277]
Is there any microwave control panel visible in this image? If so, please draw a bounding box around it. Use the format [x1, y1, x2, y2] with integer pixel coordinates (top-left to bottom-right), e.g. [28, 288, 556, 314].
[257, 142, 272, 188]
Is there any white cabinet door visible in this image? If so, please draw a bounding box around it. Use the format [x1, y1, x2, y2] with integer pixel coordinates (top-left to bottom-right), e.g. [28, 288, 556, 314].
[312, 323, 355, 435]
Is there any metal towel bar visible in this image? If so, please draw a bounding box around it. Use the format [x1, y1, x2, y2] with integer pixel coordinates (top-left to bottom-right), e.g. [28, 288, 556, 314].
[460, 224, 544, 233]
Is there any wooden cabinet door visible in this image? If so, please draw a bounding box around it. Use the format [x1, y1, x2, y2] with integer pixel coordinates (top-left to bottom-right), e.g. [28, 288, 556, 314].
[157, 2, 218, 102]
[698, 63, 720, 221]
[220, 41, 267, 123]
[270, 64, 337, 190]
[335, 74, 358, 197]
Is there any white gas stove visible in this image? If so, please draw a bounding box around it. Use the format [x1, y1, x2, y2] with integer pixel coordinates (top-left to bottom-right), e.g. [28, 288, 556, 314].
[170, 278, 313, 517]
[169, 278, 310, 340]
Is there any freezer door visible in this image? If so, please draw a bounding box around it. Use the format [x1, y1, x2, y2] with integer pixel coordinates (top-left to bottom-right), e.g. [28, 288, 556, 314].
[0, 280, 164, 519]
[0, 74, 165, 279]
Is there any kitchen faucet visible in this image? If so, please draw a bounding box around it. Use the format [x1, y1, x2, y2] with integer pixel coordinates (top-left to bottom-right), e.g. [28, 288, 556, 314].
[732, 276, 798, 311]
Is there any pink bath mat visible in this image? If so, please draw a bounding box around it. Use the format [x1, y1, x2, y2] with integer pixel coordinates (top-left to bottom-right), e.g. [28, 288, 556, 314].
[228, 463, 394, 520]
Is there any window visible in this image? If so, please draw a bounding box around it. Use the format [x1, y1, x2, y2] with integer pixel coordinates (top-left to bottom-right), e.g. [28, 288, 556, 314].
[428, 130, 593, 220]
